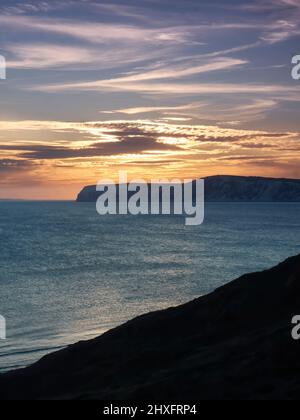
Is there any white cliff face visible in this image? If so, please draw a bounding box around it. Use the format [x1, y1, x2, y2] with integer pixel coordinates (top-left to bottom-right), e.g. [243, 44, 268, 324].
[77, 176, 300, 202]
[204, 176, 300, 202]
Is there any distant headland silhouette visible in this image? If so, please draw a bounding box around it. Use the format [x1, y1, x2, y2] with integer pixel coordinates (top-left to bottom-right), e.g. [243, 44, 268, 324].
[77, 175, 300, 203]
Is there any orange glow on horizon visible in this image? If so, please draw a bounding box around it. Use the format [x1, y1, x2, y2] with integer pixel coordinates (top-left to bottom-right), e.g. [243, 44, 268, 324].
[0, 119, 299, 200]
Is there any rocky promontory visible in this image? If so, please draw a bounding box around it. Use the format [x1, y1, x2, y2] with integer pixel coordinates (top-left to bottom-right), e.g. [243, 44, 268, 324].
[77, 175, 300, 202]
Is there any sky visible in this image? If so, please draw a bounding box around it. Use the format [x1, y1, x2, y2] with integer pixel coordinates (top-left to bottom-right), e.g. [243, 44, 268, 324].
[0, 0, 300, 199]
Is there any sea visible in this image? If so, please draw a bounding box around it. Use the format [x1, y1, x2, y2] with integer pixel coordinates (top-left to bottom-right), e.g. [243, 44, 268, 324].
[0, 201, 299, 372]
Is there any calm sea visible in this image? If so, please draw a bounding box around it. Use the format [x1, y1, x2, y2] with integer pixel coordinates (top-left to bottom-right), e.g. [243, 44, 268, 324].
[0, 201, 299, 372]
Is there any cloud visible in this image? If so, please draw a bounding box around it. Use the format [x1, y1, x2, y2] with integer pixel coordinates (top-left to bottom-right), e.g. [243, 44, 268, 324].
[0, 119, 299, 191]
[104, 98, 280, 125]
[260, 20, 300, 44]
[0, 122, 182, 159]
[6, 43, 167, 71]
[240, 0, 300, 12]
[6, 43, 99, 69]
[201, 41, 263, 58]
[0, 159, 40, 186]
[37, 78, 300, 96]
[4, 42, 172, 71]
[15, 138, 177, 159]
[102, 102, 206, 115]
[0, 14, 199, 45]
[0, 158, 36, 173]
[22, 45, 293, 97]
[1, 2, 297, 86]
[0, 0, 68, 15]
[0, 119, 297, 161]
[0, 10, 294, 50]
[213, 99, 280, 124]
[0, 14, 207, 72]
[92, 57, 247, 84]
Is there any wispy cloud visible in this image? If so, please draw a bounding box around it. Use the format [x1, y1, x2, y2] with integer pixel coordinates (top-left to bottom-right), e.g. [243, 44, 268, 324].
[0, 14, 199, 45]
[101, 103, 203, 115]
[6, 43, 98, 69]
[0, 0, 70, 15]
[96, 57, 247, 83]
[1, 10, 296, 49]
[0, 158, 37, 173]
[36, 78, 300, 96]
[5, 42, 162, 70]
[29, 56, 253, 93]
[239, 0, 300, 12]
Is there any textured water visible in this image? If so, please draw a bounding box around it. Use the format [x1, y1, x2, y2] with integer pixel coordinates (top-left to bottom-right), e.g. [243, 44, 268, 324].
[0, 201, 299, 372]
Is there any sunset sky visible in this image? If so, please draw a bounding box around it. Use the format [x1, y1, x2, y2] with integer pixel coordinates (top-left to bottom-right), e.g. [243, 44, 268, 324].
[0, 0, 300, 199]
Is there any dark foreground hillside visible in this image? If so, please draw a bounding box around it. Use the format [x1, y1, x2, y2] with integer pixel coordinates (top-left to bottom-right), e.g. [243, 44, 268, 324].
[1, 255, 300, 400]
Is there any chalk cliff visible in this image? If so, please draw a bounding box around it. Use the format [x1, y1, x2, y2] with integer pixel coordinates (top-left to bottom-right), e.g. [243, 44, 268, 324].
[77, 175, 300, 202]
